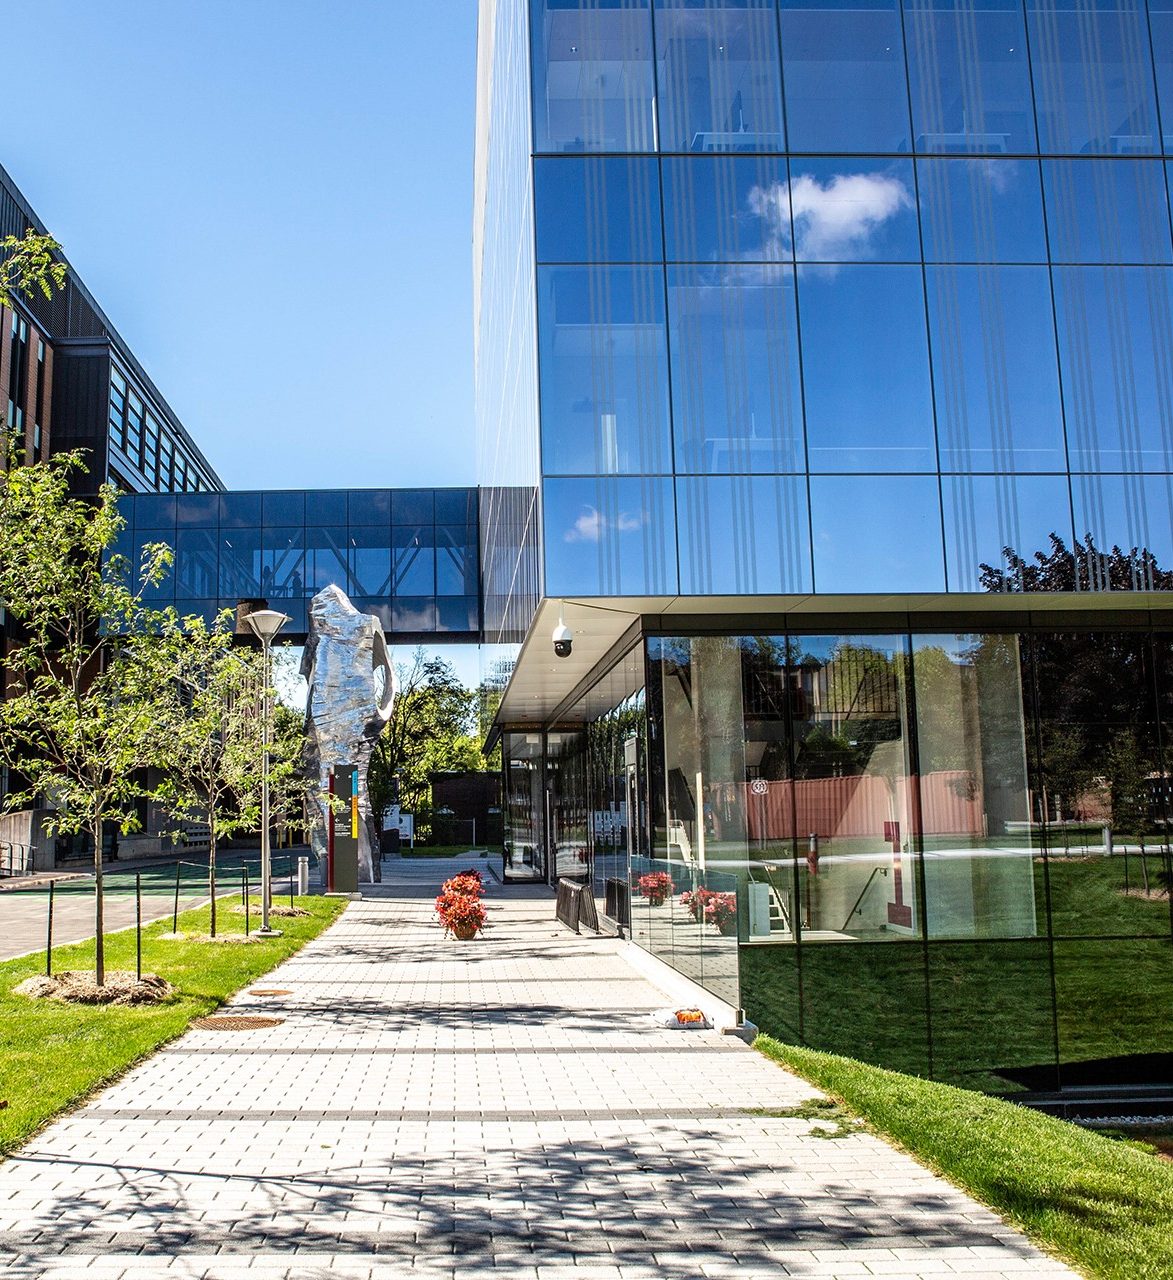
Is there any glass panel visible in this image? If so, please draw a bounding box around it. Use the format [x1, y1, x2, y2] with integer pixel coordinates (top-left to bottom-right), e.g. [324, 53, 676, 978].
[437, 597, 479, 632]
[676, 474, 812, 593]
[1027, 631, 1169, 935]
[1026, 0, 1160, 155]
[798, 942, 931, 1075]
[543, 476, 677, 595]
[789, 158, 919, 262]
[810, 476, 946, 592]
[392, 598, 437, 631]
[262, 491, 306, 526]
[917, 158, 1048, 262]
[1043, 160, 1173, 263]
[132, 528, 176, 600]
[799, 266, 937, 472]
[348, 524, 393, 597]
[348, 490, 393, 524]
[653, 0, 785, 153]
[928, 941, 1057, 1091]
[942, 474, 1074, 592]
[1054, 940, 1173, 1091]
[131, 494, 176, 528]
[393, 527, 436, 595]
[1071, 473, 1173, 589]
[537, 265, 672, 474]
[787, 634, 921, 942]
[778, 0, 912, 153]
[535, 156, 662, 262]
[662, 154, 790, 261]
[434, 489, 477, 523]
[668, 263, 804, 472]
[904, 0, 1036, 154]
[261, 528, 305, 597]
[435, 525, 479, 595]
[655, 635, 750, 873]
[305, 490, 347, 524]
[174, 492, 220, 528]
[1052, 266, 1173, 472]
[218, 527, 263, 598]
[303, 526, 348, 593]
[530, 0, 656, 153]
[392, 489, 435, 525]
[926, 265, 1066, 471]
[1154, 2, 1173, 152]
[547, 729, 590, 880]
[174, 528, 219, 598]
[912, 633, 1040, 940]
[219, 493, 262, 528]
[504, 732, 546, 881]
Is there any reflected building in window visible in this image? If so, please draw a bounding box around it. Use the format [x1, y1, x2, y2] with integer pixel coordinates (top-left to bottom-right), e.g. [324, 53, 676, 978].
[475, 0, 1173, 1098]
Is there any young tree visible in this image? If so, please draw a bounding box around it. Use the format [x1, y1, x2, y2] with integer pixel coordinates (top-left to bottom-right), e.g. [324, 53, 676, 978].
[155, 612, 267, 936]
[368, 649, 489, 834]
[0, 230, 66, 310]
[0, 447, 172, 984]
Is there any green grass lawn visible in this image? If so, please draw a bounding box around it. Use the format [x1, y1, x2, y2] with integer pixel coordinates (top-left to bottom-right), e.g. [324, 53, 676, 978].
[756, 1035, 1173, 1280]
[0, 894, 346, 1158]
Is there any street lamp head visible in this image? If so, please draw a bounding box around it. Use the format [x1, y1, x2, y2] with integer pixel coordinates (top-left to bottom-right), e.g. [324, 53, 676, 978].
[244, 609, 291, 642]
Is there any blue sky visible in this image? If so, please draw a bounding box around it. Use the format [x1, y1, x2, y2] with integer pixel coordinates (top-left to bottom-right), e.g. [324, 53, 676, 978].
[3, 0, 478, 491]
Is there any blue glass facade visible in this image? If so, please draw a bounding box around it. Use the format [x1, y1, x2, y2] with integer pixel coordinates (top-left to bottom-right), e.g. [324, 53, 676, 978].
[118, 489, 481, 641]
[517, 0, 1173, 599]
[476, 0, 1173, 1092]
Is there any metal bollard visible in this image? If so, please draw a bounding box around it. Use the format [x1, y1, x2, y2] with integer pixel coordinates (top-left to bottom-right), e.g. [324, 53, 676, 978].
[46, 880, 55, 978]
[297, 854, 309, 897]
[173, 861, 182, 934]
[135, 872, 142, 981]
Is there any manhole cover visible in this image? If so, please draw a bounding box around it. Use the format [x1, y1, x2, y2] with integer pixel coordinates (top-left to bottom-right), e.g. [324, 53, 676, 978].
[192, 1015, 284, 1031]
[248, 988, 292, 997]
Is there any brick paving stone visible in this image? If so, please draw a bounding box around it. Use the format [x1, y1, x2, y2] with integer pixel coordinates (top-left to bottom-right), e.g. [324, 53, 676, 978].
[0, 858, 1080, 1279]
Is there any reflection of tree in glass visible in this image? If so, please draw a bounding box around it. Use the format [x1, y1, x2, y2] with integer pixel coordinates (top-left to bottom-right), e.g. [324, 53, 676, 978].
[978, 532, 1173, 594]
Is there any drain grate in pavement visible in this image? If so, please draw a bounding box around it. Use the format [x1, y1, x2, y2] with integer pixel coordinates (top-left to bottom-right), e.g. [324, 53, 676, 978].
[192, 1015, 285, 1031]
[247, 988, 292, 997]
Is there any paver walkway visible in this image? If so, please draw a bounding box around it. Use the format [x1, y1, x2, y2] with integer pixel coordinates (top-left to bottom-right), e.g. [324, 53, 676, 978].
[0, 859, 1077, 1279]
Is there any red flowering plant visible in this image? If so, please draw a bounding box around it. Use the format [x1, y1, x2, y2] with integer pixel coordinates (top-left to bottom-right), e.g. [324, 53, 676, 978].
[443, 869, 484, 898]
[435, 889, 487, 939]
[638, 871, 673, 906]
[681, 887, 738, 936]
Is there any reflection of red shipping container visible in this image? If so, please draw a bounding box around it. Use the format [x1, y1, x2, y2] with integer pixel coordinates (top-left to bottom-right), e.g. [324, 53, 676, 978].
[745, 772, 982, 841]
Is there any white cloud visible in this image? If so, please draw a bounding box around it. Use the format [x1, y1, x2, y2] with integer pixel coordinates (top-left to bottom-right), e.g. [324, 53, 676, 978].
[564, 506, 644, 543]
[749, 170, 913, 264]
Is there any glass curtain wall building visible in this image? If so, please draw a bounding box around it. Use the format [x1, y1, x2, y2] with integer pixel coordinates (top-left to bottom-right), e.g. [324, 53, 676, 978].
[475, 0, 1173, 1095]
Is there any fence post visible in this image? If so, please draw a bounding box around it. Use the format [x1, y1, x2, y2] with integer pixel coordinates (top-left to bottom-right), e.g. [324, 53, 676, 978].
[135, 871, 142, 981]
[46, 879, 55, 978]
[173, 860, 182, 934]
[244, 866, 250, 936]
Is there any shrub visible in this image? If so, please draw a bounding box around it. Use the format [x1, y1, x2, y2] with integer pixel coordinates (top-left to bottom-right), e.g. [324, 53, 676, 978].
[681, 887, 738, 935]
[638, 871, 673, 906]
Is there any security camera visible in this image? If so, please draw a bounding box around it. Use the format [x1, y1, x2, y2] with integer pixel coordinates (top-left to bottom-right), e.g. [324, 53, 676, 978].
[553, 621, 573, 659]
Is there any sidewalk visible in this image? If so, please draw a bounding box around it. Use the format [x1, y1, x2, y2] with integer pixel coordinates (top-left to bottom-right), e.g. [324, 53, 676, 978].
[0, 859, 1077, 1279]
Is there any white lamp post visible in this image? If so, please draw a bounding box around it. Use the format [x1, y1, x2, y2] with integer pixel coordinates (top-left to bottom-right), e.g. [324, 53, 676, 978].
[244, 608, 290, 936]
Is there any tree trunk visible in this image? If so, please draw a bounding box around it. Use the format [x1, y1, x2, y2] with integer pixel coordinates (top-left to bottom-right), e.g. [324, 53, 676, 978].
[209, 832, 217, 938]
[93, 815, 105, 987]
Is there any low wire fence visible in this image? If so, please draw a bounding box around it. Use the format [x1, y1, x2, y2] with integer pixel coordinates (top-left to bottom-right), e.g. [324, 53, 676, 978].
[12, 849, 319, 980]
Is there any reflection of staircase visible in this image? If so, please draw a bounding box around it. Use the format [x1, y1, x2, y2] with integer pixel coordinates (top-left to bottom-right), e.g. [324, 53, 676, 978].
[767, 883, 791, 933]
[668, 819, 692, 861]
[748, 874, 792, 937]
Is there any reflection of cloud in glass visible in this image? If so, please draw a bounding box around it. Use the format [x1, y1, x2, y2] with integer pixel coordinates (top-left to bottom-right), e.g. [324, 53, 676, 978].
[564, 506, 644, 543]
[749, 171, 913, 264]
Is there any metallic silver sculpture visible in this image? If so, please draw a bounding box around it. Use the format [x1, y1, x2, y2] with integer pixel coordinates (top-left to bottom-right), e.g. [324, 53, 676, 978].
[301, 585, 396, 883]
